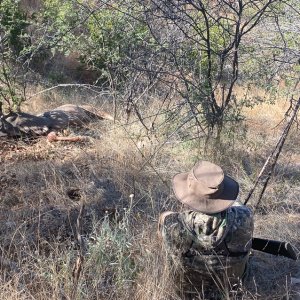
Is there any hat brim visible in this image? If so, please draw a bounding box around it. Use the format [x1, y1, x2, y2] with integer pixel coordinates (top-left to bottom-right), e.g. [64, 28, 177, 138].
[172, 172, 239, 214]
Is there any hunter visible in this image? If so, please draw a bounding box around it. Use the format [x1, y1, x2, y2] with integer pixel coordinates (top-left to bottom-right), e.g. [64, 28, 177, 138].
[159, 160, 254, 292]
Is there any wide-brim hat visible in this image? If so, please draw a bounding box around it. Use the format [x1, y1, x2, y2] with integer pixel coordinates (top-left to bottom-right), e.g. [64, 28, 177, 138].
[172, 161, 239, 214]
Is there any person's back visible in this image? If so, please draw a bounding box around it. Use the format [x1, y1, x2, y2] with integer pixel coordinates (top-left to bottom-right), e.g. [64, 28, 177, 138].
[158, 161, 254, 294]
[159, 202, 253, 286]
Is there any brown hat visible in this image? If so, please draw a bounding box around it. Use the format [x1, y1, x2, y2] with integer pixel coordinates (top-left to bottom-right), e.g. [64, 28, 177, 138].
[172, 161, 239, 214]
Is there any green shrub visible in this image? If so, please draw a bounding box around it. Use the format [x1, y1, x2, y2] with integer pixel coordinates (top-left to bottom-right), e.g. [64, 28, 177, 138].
[0, 0, 29, 55]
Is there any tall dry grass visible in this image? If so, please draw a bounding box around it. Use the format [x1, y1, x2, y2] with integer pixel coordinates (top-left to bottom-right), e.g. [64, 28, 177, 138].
[0, 88, 299, 299]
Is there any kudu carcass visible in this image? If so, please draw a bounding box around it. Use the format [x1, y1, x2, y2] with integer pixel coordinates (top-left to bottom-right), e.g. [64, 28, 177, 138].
[0, 104, 114, 138]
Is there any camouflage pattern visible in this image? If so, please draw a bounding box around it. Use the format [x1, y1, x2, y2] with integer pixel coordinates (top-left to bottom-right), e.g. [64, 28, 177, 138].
[159, 202, 254, 286]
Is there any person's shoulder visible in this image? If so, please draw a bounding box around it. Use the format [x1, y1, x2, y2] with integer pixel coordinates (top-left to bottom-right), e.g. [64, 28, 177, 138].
[158, 211, 179, 230]
[230, 201, 253, 219]
[232, 200, 252, 209]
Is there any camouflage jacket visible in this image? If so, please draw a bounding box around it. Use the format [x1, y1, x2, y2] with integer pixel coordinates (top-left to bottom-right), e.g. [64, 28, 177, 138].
[159, 202, 254, 283]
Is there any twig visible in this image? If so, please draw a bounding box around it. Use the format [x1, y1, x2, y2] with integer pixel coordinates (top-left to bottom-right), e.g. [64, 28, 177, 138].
[244, 96, 300, 207]
[71, 201, 85, 299]
[27, 84, 106, 100]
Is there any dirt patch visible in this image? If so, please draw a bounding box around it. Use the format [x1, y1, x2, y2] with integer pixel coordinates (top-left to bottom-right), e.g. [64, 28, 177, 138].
[245, 251, 300, 299]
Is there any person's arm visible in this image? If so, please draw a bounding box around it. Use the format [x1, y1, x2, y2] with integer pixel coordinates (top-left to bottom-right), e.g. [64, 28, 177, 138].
[158, 211, 192, 254]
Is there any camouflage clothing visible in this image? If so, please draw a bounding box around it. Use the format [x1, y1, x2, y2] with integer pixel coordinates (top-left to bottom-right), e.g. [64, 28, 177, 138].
[159, 202, 254, 286]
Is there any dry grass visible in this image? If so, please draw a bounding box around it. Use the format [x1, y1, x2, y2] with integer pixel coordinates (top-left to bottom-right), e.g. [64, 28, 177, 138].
[0, 88, 299, 299]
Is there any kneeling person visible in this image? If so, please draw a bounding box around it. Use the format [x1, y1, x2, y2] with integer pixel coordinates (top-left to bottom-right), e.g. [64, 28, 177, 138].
[159, 161, 254, 290]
